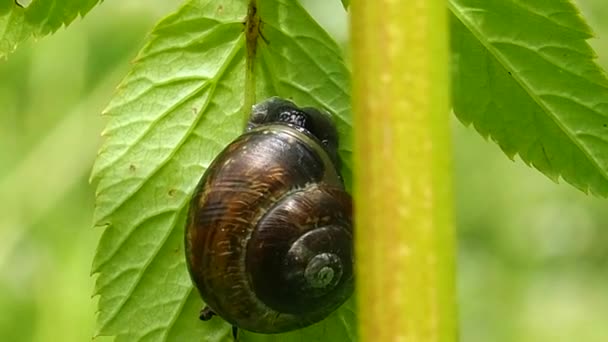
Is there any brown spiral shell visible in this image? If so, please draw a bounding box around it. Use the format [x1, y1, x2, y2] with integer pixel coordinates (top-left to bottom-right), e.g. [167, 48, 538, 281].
[185, 98, 353, 333]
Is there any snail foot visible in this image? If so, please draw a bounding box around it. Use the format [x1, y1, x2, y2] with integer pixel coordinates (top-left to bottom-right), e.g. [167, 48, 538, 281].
[199, 306, 216, 321]
[232, 325, 239, 341]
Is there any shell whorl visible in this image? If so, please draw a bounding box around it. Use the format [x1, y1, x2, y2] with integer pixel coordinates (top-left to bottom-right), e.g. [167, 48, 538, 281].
[247, 183, 353, 317]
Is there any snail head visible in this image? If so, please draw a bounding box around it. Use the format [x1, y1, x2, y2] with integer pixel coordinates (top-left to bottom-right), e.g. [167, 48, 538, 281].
[248, 97, 340, 169]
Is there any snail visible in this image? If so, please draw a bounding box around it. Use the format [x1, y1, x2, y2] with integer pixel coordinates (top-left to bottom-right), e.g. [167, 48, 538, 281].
[184, 97, 353, 335]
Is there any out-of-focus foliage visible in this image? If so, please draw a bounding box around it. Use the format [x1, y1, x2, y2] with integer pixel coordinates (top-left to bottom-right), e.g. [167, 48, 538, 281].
[0, 0, 103, 58]
[0, 0, 607, 342]
[456, 0, 608, 339]
[0, 2, 179, 341]
[455, 121, 608, 342]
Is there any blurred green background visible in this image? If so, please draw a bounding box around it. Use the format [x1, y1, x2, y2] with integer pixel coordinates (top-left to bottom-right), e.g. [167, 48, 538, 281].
[0, 1, 607, 341]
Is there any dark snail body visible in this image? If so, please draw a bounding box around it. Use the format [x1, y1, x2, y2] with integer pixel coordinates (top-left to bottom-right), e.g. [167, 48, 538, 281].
[185, 98, 353, 334]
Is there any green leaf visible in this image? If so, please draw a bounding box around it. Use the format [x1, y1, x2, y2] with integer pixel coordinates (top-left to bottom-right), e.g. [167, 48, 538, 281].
[450, 0, 608, 196]
[90, 0, 354, 341]
[0, 0, 102, 58]
[340, 0, 349, 10]
[0, 3, 31, 57]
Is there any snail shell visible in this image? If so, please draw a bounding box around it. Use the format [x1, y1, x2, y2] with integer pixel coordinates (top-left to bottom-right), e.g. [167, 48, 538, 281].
[185, 97, 353, 333]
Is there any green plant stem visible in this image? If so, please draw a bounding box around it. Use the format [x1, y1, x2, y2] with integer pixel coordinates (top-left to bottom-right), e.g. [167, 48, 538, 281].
[351, 1, 456, 341]
[244, 0, 259, 127]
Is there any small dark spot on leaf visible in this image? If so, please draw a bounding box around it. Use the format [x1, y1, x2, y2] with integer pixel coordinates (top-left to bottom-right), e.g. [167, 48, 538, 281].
[129, 164, 136, 172]
[603, 123, 607, 128]
[507, 71, 512, 76]
[192, 107, 198, 115]
[168, 189, 177, 197]
[217, 5, 223, 13]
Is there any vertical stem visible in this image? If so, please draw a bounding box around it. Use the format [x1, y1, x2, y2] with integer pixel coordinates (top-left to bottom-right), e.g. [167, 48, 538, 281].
[351, 1, 456, 342]
[244, 0, 260, 127]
